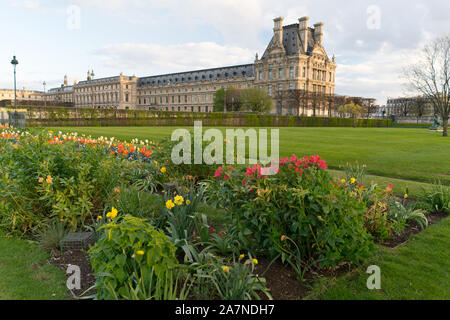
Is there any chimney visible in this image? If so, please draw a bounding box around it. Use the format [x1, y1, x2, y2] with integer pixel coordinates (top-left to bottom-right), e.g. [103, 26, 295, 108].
[299, 16, 309, 53]
[314, 22, 324, 46]
[273, 17, 284, 46]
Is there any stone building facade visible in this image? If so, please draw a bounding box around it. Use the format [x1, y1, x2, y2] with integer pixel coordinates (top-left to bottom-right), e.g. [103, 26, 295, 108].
[386, 95, 434, 116]
[25, 16, 336, 115]
[0, 88, 43, 101]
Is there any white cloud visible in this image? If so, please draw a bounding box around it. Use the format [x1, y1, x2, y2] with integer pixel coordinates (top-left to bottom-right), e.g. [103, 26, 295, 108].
[10, 0, 40, 10]
[93, 42, 254, 75]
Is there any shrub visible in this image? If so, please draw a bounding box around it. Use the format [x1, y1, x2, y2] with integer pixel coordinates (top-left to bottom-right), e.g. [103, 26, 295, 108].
[0, 129, 125, 234]
[205, 155, 375, 269]
[37, 221, 68, 252]
[420, 181, 450, 213]
[107, 186, 165, 227]
[89, 216, 184, 300]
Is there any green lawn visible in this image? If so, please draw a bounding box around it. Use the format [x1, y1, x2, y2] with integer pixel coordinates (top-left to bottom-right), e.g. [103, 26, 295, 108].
[47, 127, 450, 184]
[0, 235, 68, 300]
[306, 216, 450, 300]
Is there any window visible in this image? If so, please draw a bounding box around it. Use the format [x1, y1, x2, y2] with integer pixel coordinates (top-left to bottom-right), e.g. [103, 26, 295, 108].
[289, 83, 294, 89]
[279, 68, 283, 79]
[302, 67, 306, 78]
[259, 71, 263, 80]
[268, 70, 272, 80]
[329, 72, 332, 82]
[289, 66, 294, 78]
[125, 94, 129, 102]
[278, 83, 283, 91]
[268, 84, 272, 96]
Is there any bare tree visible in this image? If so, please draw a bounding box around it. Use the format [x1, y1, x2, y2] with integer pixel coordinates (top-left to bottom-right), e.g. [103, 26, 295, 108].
[398, 98, 413, 117]
[405, 36, 450, 137]
[410, 97, 427, 123]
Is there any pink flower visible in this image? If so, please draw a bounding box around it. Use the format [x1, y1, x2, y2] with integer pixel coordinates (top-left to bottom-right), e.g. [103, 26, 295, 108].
[242, 178, 246, 186]
[224, 174, 231, 180]
[388, 183, 393, 189]
[214, 170, 223, 178]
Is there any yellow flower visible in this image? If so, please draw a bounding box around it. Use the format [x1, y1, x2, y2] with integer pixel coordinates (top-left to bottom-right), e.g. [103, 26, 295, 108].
[222, 266, 230, 273]
[97, 216, 102, 220]
[106, 207, 118, 219]
[166, 200, 175, 210]
[38, 177, 44, 183]
[239, 254, 245, 260]
[114, 187, 120, 193]
[137, 250, 145, 255]
[252, 258, 258, 265]
[160, 167, 166, 173]
[174, 195, 184, 206]
[46, 175, 53, 184]
[341, 179, 346, 184]
[404, 194, 408, 199]
[154, 161, 158, 166]
[350, 178, 356, 184]
[186, 200, 191, 205]
[280, 235, 287, 241]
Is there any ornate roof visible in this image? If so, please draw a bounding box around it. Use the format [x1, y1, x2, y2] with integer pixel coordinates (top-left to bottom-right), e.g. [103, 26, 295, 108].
[138, 64, 254, 87]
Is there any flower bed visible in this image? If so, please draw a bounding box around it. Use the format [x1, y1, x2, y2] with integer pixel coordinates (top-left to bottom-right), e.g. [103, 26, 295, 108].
[0, 125, 446, 300]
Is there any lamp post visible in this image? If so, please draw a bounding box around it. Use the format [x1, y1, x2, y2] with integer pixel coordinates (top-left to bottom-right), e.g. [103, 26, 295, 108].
[91, 70, 95, 109]
[43, 81, 47, 107]
[10, 56, 19, 111]
[10, 56, 19, 127]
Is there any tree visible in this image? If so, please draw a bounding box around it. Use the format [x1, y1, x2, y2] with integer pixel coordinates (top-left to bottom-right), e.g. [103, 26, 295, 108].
[405, 35, 450, 137]
[410, 97, 427, 123]
[338, 102, 363, 127]
[398, 98, 413, 117]
[362, 98, 377, 119]
[213, 87, 242, 112]
[213, 88, 225, 112]
[240, 88, 273, 113]
[338, 102, 363, 119]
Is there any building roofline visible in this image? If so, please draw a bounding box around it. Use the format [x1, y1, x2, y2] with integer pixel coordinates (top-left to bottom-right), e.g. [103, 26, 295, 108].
[139, 63, 254, 80]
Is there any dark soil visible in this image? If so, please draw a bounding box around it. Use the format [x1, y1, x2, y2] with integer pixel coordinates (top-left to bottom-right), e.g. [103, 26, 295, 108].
[379, 211, 449, 248]
[49, 211, 449, 300]
[49, 249, 96, 299]
[254, 258, 355, 300]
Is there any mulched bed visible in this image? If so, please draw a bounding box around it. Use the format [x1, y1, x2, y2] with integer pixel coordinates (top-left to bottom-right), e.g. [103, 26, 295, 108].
[48, 212, 449, 300]
[379, 212, 449, 248]
[49, 249, 96, 298]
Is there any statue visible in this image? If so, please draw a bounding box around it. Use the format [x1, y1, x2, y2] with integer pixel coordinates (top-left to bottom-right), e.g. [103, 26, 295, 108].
[430, 114, 441, 130]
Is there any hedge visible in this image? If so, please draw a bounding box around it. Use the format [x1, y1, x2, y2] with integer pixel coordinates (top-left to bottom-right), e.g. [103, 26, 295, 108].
[6, 106, 392, 128]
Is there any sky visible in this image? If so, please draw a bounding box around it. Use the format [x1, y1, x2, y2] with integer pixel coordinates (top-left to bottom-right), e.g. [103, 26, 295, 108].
[1, 0, 449, 104]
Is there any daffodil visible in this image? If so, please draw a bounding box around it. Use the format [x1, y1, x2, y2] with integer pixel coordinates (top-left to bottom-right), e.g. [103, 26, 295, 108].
[341, 179, 346, 184]
[174, 195, 184, 206]
[350, 177, 356, 184]
[160, 167, 166, 173]
[404, 194, 408, 199]
[97, 216, 103, 220]
[106, 207, 118, 219]
[137, 250, 145, 255]
[186, 200, 191, 205]
[239, 254, 245, 260]
[222, 266, 230, 273]
[166, 200, 175, 210]
[252, 258, 258, 265]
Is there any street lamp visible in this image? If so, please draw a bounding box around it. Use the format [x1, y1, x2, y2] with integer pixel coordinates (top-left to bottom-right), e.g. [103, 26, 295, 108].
[91, 70, 95, 109]
[43, 81, 47, 107]
[10, 56, 19, 112]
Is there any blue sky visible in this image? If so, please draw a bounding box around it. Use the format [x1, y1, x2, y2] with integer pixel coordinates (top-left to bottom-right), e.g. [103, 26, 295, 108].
[1, 0, 449, 104]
